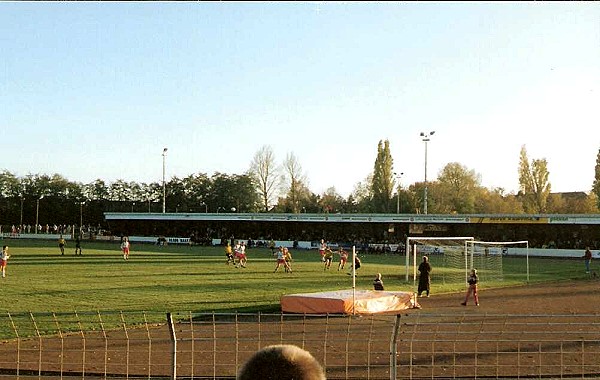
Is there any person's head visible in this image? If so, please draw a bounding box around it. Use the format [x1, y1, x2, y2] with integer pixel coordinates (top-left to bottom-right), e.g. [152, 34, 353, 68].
[471, 268, 477, 275]
[237, 344, 326, 380]
[375, 273, 382, 280]
[423, 256, 428, 262]
[2, 245, 7, 251]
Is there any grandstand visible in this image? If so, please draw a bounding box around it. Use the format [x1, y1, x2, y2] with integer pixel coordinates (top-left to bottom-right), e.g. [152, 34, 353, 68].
[103, 212, 600, 250]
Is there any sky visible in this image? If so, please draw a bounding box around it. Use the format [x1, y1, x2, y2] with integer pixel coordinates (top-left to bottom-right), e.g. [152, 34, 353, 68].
[1, 2, 599, 198]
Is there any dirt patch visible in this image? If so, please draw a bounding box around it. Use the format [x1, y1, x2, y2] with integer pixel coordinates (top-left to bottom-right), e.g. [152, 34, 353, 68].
[1, 280, 599, 379]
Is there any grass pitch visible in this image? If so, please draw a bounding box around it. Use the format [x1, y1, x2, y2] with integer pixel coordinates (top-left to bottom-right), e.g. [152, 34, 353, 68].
[0, 238, 587, 315]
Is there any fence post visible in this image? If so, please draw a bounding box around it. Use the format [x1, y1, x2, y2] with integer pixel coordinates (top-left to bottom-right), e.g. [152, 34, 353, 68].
[167, 312, 177, 379]
[8, 313, 21, 378]
[119, 311, 130, 378]
[97, 311, 108, 378]
[51, 312, 64, 377]
[29, 312, 42, 377]
[390, 314, 401, 380]
[75, 311, 86, 377]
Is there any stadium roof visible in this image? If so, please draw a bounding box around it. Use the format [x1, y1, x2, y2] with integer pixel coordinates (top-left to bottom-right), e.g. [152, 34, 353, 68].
[104, 212, 600, 225]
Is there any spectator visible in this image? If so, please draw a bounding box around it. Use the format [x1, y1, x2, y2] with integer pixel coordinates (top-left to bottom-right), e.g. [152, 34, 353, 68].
[237, 344, 326, 380]
[461, 268, 479, 306]
[583, 246, 593, 274]
[417, 256, 432, 297]
[373, 273, 385, 291]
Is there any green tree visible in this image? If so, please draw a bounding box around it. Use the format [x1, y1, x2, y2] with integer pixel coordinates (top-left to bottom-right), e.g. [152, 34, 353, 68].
[83, 179, 109, 201]
[436, 162, 481, 214]
[410, 182, 438, 214]
[181, 173, 211, 212]
[234, 173, 260, 213]
[0, 170, 22, 225]
[318, 187, 345, 214]
[475, 187, 524, 214]
[593, 148, 600, 210]
[166, 176, 187, 213]
[351, 174, 374, 213]
[207, 173, 258, 213]
[371, 140, 395, 213]
[137, 181, 162, 213]
[82, 179, 111, 223]
[518, 145, 551, 213]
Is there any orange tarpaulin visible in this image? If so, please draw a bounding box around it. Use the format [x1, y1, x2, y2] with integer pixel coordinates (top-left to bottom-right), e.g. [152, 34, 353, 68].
[281, 289, 420, 315]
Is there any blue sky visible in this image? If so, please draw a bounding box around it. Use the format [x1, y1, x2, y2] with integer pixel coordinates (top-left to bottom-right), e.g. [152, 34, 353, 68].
[1, 2, 599, 198]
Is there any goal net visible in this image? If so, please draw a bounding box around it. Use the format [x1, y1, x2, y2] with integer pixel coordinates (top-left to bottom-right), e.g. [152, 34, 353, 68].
[406, 237, 475, 286]
[467, 240, 530, 283]
[406, 237, 530, 287]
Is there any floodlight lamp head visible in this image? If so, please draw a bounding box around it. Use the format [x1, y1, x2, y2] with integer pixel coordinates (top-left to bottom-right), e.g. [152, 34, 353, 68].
[419, 132, 425, 137]
[163, 147, 168, 154]
[430, 131, 435, 135]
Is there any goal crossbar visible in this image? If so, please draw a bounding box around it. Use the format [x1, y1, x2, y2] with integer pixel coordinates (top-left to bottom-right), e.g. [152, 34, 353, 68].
[469, 240, 529, 245]
[405, 237, 475, 283]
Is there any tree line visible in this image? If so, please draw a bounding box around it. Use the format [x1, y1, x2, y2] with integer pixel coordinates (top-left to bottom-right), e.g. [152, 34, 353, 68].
[1, 143, 599, 229]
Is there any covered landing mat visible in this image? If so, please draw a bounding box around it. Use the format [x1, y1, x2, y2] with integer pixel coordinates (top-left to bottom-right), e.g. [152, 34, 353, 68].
[281, 289, 420, 315]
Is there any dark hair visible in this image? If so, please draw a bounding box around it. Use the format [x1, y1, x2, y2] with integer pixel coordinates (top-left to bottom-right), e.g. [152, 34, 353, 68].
[237, 344, 326, 380]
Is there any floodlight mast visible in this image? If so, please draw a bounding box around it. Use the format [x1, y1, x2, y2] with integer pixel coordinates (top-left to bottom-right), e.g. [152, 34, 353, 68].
[162, 148, 168, 213]
[394, 172, 404, 214]
[420, 131, 435, 214]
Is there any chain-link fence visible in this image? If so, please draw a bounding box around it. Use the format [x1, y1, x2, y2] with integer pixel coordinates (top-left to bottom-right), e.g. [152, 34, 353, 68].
[1, 311, 600, 379]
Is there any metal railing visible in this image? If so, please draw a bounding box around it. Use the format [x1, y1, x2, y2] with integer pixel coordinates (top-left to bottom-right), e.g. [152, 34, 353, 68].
[1, 311, 600, 379]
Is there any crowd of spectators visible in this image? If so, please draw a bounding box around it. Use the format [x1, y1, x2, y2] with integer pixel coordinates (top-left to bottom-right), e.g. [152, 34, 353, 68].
[5, 220, 598, 251]
[1, 224, 108, 238]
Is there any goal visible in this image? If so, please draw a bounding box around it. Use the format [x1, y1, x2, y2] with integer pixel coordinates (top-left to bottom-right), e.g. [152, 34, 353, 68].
[405, 237, 475, 286]
[467, 240, 530, 282]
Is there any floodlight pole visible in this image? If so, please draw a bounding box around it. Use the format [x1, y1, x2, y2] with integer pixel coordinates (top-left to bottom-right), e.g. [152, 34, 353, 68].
[19, 196, 24, 227]
[80, 201, 85, 235]
[420, 131, 435, 214]
[35, 195, 44, 234]
[394, 172, 404, 214]
[162, 147, 168, 213]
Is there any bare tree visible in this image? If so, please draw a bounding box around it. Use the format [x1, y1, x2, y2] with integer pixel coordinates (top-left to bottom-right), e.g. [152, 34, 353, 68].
[282, 152, 308, 213]
[250, 145, 280, 212]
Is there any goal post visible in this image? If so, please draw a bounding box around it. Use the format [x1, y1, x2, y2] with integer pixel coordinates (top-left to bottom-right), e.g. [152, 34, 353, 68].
[405, 237, 475, 285]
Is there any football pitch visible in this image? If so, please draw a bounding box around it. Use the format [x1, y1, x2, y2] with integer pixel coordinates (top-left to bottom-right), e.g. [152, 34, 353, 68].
[0, 239, 595, 378]
[0, 238, 585, 315]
